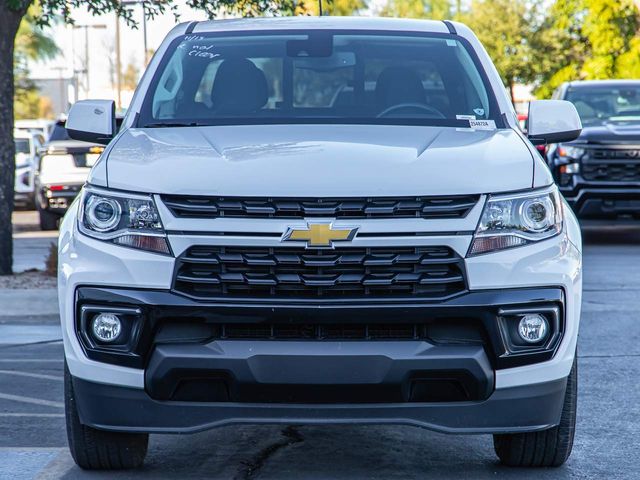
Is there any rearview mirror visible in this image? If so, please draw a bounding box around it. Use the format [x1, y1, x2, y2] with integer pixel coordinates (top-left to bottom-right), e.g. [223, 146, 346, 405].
[66, 100, 116, 145]
[527, 100, 582, 145]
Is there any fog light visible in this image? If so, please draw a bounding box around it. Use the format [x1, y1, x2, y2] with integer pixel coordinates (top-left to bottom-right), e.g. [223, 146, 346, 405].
[518, 314, 548, 343]
[91, 313, 122, 343]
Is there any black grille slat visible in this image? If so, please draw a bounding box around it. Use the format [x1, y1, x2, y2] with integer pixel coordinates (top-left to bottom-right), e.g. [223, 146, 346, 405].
[583, 149, 640, 182]
[216, 323, 422, 340]
[162, 196, 479, 220]
[173, 246, 466, 299]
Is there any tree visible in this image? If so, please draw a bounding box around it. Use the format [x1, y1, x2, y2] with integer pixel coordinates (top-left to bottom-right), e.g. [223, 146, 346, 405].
[295, 0, 367, 16]
[0, 0, 295, 275]
[536, 0, 640, 98]
[381, 0, 454, 20]
[463, 0, 544, 103]
[14, 3, 58, 120]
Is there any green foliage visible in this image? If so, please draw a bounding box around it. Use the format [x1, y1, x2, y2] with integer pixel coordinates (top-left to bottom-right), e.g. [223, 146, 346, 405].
[14, 3, 59, 121]
[463, 0, 545, 100]
[296, 0, 367, 16]
[536, 0, 640, 98]
[380, 0, 455, 20]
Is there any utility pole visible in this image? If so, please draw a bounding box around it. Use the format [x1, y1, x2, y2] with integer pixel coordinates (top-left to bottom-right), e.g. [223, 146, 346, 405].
[115, 13, 122, 111]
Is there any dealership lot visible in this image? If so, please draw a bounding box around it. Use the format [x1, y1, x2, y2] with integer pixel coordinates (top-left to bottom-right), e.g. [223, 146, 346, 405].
[1, 213, 639, 479]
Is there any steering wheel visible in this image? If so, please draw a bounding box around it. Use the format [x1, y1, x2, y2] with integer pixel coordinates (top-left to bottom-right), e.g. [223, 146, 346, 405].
[377, 103, 446, 119]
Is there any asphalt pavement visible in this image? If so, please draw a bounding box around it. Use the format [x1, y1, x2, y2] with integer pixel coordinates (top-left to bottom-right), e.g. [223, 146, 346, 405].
[1, 212, 639, 479]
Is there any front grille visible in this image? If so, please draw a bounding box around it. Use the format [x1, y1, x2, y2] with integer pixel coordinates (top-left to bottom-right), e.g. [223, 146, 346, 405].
[583, 149, 640, 182]
[161, 195, 479, 219]
[173, 246, 466, 300]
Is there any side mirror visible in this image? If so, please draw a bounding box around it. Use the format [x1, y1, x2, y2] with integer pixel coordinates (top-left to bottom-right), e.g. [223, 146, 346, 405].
[527, 100, 582, 145]
[66, 100, 116, 145]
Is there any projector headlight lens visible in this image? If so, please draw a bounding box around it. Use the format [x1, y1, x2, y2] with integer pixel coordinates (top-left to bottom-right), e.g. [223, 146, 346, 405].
[469, 186, 563, 256]
[86, 196, 121, 232]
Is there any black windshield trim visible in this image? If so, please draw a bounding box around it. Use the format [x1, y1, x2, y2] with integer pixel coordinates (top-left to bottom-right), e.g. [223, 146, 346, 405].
[137, 29, 504, 129]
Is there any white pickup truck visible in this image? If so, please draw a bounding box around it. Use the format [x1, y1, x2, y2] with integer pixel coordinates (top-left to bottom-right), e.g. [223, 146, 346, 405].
[60, 17, 582, 470]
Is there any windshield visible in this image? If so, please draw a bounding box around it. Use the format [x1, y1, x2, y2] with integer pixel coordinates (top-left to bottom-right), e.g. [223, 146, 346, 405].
[139, 30, 500, 128]
[15, 138, 30, 154]
[565, 86, 640, 126]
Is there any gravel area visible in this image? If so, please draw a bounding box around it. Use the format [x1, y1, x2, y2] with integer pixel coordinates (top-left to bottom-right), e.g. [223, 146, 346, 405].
[0, 270, 57, 289]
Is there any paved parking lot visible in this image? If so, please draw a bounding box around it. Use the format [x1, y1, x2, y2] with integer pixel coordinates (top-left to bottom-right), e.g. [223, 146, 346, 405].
[1, 213, 639, 479]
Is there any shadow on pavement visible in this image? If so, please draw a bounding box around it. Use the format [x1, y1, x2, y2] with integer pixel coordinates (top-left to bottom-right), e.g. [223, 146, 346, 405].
[580, 221, 640, 245]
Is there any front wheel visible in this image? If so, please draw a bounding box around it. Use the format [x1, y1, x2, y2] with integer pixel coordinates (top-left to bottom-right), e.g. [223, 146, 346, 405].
[65, 364, 149, 470]
[493, 355, 577, 467]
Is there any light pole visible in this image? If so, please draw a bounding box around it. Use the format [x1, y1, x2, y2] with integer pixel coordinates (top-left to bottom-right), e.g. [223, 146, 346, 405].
[72, 24, 107, 97]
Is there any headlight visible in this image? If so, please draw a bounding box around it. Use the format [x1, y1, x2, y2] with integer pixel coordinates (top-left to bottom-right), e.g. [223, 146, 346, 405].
[468, 186, 563, 256]
[78, 187, 170, 254]
[557, 145, 585, 160]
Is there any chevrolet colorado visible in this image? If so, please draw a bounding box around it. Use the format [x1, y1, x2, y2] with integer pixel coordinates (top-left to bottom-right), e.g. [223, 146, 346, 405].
[60, 17, 583, 470]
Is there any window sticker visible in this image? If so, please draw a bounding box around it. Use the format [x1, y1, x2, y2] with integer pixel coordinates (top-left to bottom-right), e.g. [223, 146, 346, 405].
[469, 119, 496, 130]
[456, 114, 476, 120]
[446, 39, 457, 47]
[473, 108, 485, 116]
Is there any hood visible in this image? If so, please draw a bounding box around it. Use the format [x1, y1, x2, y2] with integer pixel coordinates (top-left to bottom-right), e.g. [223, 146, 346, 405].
[104, 125, 533, 196]
[574, 122, 640, 144]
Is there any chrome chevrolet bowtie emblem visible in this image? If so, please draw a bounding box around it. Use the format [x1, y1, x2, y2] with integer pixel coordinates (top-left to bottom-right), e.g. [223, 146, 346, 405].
[282, 222, 358, 248]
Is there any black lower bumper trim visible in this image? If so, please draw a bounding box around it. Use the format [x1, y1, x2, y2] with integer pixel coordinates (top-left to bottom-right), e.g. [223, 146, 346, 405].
[563, 186, 640, 218]
[72, 375, 567, 435]
[145, 341, 494, 403]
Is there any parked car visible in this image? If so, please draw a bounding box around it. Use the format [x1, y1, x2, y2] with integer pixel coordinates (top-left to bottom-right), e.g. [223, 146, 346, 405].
[35, 120, 104, 230]
[59, 17, 583, 470]
[14, 129, 43, 209]
[549, 80, 640, 218]
[14, 118, 55, 144]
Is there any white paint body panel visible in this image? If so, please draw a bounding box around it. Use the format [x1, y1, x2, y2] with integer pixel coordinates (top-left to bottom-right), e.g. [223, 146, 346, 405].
[107, 126, 533, 196]
[60, 17, 582, 399]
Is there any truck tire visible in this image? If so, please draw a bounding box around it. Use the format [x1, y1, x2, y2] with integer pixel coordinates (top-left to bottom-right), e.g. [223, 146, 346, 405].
[493, 355, 577, 467]
[38, 208, 58, 231]
[65, 364, 148, 470]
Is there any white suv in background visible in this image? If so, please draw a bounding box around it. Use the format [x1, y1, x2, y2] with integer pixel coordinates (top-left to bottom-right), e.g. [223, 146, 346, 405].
[60, 17, 583, 470]
[14, 129, 42, 209]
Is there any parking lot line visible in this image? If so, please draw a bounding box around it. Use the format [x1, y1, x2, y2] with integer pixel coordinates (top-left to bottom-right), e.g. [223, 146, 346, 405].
[0, 393, 63, 408]
[0, 413, 64, 418]
[0, 359, 63, 363]
[0, 370, 62, 381]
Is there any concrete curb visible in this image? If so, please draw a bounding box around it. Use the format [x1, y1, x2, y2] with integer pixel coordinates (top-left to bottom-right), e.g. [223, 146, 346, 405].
[0, 289, 59, 318]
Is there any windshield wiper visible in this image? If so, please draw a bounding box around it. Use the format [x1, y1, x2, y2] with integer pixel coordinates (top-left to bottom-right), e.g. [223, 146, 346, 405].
[142, 121, 211, 128]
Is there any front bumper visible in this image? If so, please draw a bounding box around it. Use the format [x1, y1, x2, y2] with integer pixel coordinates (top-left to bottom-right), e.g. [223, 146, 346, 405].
[72, 374, 567, 434]
[69, 286, 567, 433]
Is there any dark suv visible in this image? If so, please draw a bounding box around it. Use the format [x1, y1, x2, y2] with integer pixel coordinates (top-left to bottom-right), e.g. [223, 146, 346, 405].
[549, 80, 640, 219]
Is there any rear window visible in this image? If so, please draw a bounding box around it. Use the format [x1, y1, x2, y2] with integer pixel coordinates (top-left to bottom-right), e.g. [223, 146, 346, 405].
[14, 138, 30, 154]
[139, 30, 500, 128]
[48, 122, 71, 142]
